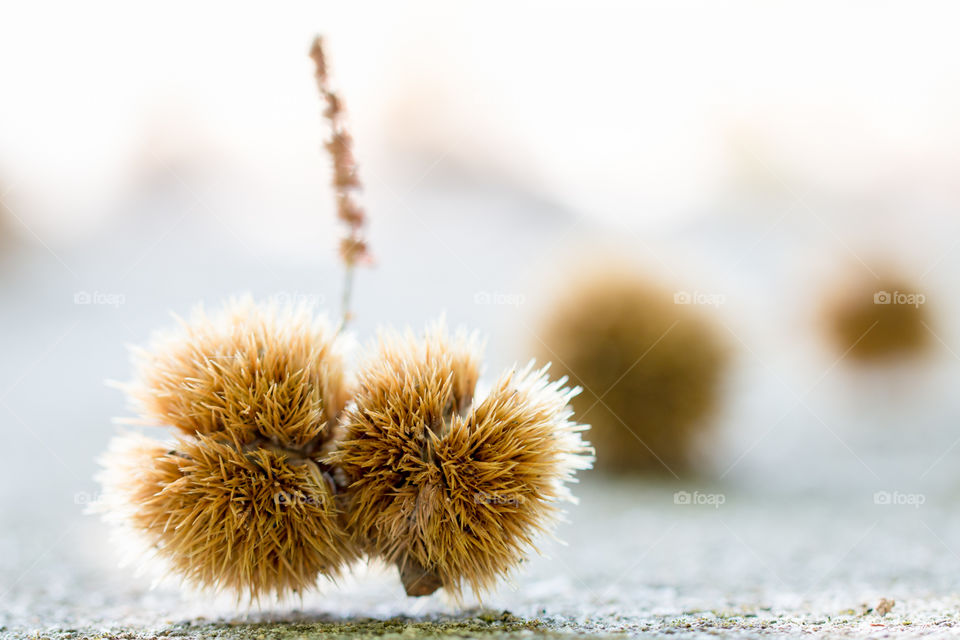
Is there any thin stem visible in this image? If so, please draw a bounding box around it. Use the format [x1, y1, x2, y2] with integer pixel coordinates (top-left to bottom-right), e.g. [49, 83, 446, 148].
[340, 261, 355, 330]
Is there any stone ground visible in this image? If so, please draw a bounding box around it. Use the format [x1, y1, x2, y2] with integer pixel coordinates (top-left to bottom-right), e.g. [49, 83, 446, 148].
[3, 160, 960, 638]
[4, 479, 960, 639]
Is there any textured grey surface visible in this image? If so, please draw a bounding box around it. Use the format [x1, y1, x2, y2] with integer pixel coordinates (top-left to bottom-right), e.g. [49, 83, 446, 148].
[4, 479, 960, 638]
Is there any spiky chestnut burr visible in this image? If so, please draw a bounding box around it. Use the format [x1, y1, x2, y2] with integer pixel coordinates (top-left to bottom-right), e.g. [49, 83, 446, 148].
[821, 268, 930, 363]
[329, 322, 593, 598]
[124, 298, 350, 448]
[535, 266, 728, 475]
[97, 299, 356, 599]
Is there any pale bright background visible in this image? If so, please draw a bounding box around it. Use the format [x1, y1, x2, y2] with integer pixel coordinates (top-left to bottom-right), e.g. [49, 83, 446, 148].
[3, 1, 960, 630]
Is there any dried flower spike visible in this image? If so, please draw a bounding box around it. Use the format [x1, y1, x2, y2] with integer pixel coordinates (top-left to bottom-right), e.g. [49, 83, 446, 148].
[97, 298, 356, 599]
[536, 264, 728, 475]
[330, 322, 593, 598]
[310, 36, 370, 327]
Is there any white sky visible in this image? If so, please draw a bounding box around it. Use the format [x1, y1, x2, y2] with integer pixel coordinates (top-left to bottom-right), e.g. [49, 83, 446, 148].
[2, 1, 959, 238]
